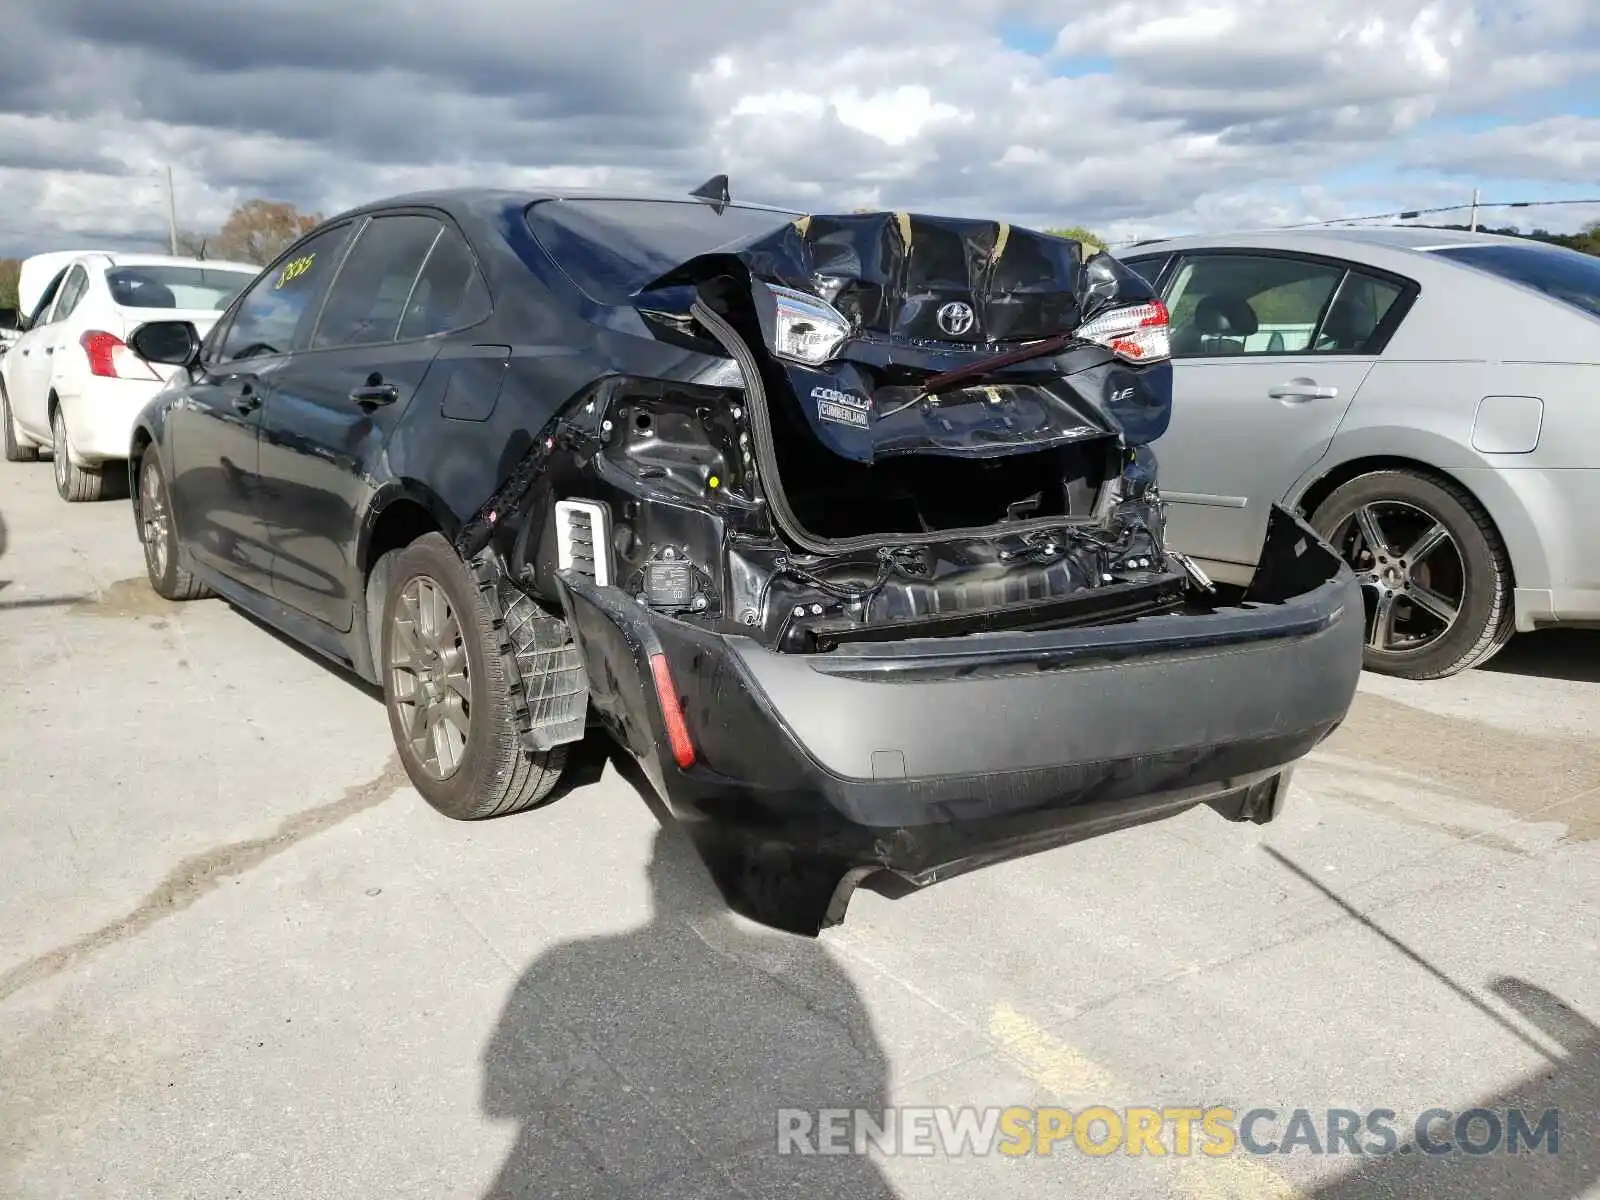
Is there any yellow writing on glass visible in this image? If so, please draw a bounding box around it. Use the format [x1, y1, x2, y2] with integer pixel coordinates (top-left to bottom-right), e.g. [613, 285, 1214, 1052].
[275, 254, 315, 289]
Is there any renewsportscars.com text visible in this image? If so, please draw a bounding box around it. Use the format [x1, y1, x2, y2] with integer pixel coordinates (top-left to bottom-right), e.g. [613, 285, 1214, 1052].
[776, 1105, 1560, 1158]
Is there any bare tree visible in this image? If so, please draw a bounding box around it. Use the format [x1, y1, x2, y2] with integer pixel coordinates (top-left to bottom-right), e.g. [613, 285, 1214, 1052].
[209, 199, 324, 265]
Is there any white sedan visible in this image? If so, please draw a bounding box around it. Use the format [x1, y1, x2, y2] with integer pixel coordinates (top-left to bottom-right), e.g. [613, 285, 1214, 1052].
[1, 252, 259, 501]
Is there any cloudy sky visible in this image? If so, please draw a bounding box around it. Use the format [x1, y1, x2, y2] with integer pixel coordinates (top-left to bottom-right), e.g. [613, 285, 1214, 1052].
[1, 0, 1597, 257]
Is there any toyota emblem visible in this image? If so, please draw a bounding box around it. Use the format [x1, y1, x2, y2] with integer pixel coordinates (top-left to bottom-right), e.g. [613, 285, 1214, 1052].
[936, 300, 976, 337]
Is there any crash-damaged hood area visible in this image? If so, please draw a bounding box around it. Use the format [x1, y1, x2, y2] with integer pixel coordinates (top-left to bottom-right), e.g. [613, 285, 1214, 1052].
[635, 210, 1172, 465]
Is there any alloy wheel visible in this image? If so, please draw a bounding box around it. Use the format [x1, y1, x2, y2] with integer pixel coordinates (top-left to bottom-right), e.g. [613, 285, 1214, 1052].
[141, 460, 170, 579]
[51, 410, 69, 491]
[1331, 500, 1465, 654]
[389, 575, 472, 779]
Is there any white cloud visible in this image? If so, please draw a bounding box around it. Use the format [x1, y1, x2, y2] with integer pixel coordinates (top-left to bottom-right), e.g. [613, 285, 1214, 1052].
[0, 0, 1597, 257]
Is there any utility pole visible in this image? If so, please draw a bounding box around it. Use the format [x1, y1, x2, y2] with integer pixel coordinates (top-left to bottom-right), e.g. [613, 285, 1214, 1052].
[164, 165, 179, 255]
[1468, 186, 1480, 233]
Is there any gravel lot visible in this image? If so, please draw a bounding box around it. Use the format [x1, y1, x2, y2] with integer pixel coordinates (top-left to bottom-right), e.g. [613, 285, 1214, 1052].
[2, 455, 1596, 1200]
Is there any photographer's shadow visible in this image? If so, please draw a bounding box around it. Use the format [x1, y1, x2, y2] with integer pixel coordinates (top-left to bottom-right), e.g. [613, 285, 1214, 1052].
[481, 819, 899, 1198]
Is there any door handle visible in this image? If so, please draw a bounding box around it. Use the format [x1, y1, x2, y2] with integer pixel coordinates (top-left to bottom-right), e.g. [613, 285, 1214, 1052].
[350, 382, 400, 408]
[1268, 377, 1339, 401]
[232, 382, 261, 415]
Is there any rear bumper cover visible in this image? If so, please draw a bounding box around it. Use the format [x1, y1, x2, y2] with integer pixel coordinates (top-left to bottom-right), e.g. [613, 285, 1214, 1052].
[557, 504, 1364, 934]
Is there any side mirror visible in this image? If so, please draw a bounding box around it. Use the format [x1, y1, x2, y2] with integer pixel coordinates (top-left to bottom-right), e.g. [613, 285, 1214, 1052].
[129, 320, 202, 369]
[0, 307, 17, 333]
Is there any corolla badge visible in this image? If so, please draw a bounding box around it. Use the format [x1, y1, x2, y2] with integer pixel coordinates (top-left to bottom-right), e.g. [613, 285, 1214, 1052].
[936, 300, 976, 337]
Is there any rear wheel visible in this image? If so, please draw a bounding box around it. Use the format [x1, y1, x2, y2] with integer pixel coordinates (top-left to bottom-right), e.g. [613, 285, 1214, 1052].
[2, 382, 39, 462]
[51, 405, 108, 502]
[138, 449, 212, 601]
[1309, 469, 1514, 680]
[381, 533, 566, 820]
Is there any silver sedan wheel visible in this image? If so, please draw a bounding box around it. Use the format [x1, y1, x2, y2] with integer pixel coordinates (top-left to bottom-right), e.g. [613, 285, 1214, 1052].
[389, 576, 472, 780]
[140, 459, 170, 579]
[51, 410, 70, 491]
[1333, 500, 1465, 654]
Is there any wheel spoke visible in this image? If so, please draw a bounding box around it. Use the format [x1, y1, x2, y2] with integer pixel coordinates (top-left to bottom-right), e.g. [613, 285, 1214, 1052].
[1408, 583, 1460, 627]
[1355, 505, 1390, 557]
[1368, 589, 1398, 651]
[388, 572, 472, 782]
[1406, 521, 1450, 565]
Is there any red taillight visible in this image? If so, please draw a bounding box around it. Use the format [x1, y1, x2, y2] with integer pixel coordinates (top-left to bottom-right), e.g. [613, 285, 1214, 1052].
[80, 330, 124, 377]
[79, 331, 159, 380]
[648, 652, 696, 770]
[1076, 299, 1172, 363]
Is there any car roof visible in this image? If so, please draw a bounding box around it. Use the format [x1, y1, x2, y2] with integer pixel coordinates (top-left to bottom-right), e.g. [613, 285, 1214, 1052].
[100, 253, 260, 272]
[1120, 225, 1551, 258]
[328, 185, 805, 225]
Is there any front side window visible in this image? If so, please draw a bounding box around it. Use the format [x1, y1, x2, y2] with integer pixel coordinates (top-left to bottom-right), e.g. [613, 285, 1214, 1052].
[26, 268, 69, 328]
[1166, 255, 1345, 357]
[216, 224, 352, 363]
[106, 266, 257, 312]
[311, 215, 444, 350]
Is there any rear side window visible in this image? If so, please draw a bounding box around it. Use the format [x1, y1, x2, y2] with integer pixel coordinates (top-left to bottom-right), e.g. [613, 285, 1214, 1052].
[1430, 242, 1600, 319]
[216, 223, 353, 362]
[526, 198, 798, 306]
[397, 226, 491, 340]
[53, 266, 89, 321]
[311, 214, 443, 349]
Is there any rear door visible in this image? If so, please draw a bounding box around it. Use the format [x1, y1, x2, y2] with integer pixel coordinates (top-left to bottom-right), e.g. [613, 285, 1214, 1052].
[258, 211, 490, 632]
[1151, 250, 1413, 571]
[168, 222, 357, 591]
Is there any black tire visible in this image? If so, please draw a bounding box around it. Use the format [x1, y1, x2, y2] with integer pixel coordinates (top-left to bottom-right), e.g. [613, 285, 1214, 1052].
[51, 404, 108, 502]
[137, 449, 212, 601]
[1309, 469, 1514, 680]
[2, 381, 40, 462]
[381, 532, 566, 820]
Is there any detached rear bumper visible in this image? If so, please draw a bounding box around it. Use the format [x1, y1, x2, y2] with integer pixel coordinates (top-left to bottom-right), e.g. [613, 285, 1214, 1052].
[557, 505, 1364, 934]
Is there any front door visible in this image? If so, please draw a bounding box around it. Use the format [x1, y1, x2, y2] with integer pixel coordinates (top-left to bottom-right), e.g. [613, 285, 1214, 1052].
[1152, 252, 1408, 572]
[257, 212, 488, 632]
[168, 222, 356, 591]
[5, 267, 72, 440]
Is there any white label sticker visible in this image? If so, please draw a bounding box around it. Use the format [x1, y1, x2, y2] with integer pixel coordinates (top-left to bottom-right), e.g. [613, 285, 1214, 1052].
[816, 399, 869, 428]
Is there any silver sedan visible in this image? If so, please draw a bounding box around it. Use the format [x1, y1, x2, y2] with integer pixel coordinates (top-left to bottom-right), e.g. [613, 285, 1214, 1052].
[1118, 226, 1600, 679]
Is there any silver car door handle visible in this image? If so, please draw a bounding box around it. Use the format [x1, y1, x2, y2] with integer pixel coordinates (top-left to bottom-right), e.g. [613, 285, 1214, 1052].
[1269, 377, 1338, 400]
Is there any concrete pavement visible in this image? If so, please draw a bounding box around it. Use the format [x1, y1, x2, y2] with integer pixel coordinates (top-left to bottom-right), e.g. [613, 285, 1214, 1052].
[1, 455, 1596, 1199]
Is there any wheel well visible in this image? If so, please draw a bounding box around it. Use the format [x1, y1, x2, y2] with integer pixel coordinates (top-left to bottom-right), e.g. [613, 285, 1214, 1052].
[363, 499, 440, 579]
[1294, 454, 1516, 584]
[128, 428, 154, 516]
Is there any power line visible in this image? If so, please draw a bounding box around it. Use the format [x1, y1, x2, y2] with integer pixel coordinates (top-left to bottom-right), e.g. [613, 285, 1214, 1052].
[1277, 196, 1600, 230]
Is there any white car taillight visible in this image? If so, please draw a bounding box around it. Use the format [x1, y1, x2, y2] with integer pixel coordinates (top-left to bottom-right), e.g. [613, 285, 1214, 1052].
[1075, 300, 1171, 364]
[762, 283, 851, 365]
[80, 330, 160, 380]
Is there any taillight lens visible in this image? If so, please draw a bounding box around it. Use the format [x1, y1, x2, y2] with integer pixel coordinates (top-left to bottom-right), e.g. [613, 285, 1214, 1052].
[762, 282, 851, 365]
[1076, 300, 1171, 364]
[79, 331, 160, 380]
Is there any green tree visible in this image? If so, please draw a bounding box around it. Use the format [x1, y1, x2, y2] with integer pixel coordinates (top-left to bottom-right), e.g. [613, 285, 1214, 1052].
[1043, 225, 1107, 250]
[0, 258, 19, 311]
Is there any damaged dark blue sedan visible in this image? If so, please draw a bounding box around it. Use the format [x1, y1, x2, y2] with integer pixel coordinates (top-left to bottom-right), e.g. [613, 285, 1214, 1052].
[123, 182, 1365, 934]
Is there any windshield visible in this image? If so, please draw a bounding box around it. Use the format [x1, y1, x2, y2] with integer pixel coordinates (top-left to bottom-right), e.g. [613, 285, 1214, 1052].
[104, 266, 257, 311]
[1429, 242, 1600, 319]
[525, 198, 798, 306]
